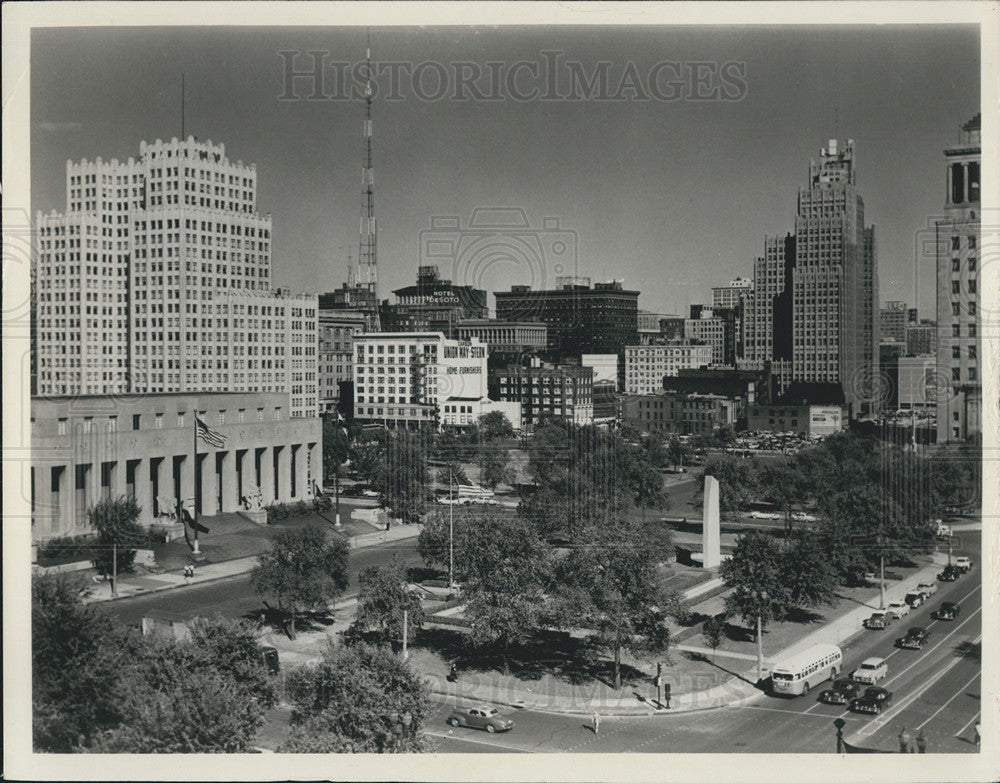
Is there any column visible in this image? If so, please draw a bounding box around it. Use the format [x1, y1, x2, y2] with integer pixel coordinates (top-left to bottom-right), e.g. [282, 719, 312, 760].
[111, 458, 126, 498]
[134, 457, 154, 526]
[86, 459, 101, 519]
[963, 163, 971, 203]
[180, 453, 195, 517]
[294, 444, 308, 500]
[221, 450, 239, 513]
[201, 453, 218, 516]
[154, 457, 170, 516]
[34, 462, 53, 539]
[276, 445, 291, 503]
[259, 447, 274, 506]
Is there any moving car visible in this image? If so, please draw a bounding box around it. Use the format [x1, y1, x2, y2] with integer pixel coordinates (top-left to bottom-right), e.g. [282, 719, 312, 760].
[817, 678, 862, 705]
[938, 566, 959, 582]
[887, 601, 910, 619]
[447, 705, 514, 733]
[917, 581, 938, 596]
[895, 627, 931, 650]
[849, 686, 893, 715]
[954, 556, 973, 572]
[864, 612, 892, 630]
[935, 601, 961, 621]
[851, 657, 888, 684]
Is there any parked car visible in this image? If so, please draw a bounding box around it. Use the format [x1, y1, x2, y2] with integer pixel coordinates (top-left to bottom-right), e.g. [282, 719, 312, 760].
[938, 566, 959, 582]
[936, 520, 952, 537]
[864, 612, 892, 630]
[851, 657, 888, 684]
[917, 581, 938, 597]
[954, 556, 973, 572]
[446, 705, 514, 733]
[935, 601, 961, 621]
[849, 686, 893, 715]
[817, 678, 862, 705]
[895, 627, 931, 650]
[887, 601, 910, 619]
[904, 591, 925, 608]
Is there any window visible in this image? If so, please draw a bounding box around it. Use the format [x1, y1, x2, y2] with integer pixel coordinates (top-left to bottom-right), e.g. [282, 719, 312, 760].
[109, 416, 117, 432]
[969, 235, 976, 249]
[968, 324, 977, 338]
[178, 413, 186, 428]
[968, 279, 976, 294]
[951, 281, 961, 294]
[953, 324, 962, 337]
[953, 346, 961, 359]
[952, 303, 961, 316]
[83, 417, 93, 433]
[132, 413, 141, 430]
[968, 257, 977, 272]
[952, 258, 961, 272]
[58, 418, 68, 435]
[952, 368, 960, 381]
[968, 367, 977, 381]
[274, 406, 281, 420]
[257, 407, 264, 422]
[155, 413, 164, 429]
[968, 302, 976, 316]
[951, 236, 960, 250]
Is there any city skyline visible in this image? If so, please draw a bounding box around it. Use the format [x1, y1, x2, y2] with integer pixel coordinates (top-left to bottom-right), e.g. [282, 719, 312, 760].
[30, 25, 979, 317]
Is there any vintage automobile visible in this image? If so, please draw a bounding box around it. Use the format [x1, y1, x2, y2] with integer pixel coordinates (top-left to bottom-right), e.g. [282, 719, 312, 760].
[851, 657, 888, 684]
[817, 678, 862, 705]
[849, 686, 893, 715]
[895, 627, 931, 650]
[938, 566, 959, 582]
[936, 601, 961, 621]
[954, 556, 973, 573]
[904, 591, 925, 608]
[886, 601, 911, 619]
[864, 612, 892, 630]
[916, 581, 938, 596]
[446, 705, 514, 733]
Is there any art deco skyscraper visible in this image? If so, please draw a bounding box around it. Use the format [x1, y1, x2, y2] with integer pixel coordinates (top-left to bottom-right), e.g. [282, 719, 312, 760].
[935, 114, 981, 442]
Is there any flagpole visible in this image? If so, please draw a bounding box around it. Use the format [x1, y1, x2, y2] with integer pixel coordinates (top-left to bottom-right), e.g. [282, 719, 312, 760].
[192, 408, 200, 555]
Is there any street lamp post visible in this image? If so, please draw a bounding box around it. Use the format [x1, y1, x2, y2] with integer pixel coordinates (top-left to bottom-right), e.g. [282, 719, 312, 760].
[834, 718, 846, 754]
[448, 469, 455, 589]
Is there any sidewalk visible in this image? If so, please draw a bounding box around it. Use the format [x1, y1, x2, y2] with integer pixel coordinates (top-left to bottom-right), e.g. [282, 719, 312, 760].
[418, 551, 951, 717]
[83, 516, 422, 603]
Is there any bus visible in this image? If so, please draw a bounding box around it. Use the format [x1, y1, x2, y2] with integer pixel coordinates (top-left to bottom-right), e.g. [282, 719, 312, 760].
[769, 644, 843, 696]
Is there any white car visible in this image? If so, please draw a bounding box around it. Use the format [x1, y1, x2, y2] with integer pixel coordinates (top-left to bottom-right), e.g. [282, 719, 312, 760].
[852, 657, 888, 684]
[954, 556, 973, 572]
[917, 581, 938, 597]
[887, 601, 910, 619]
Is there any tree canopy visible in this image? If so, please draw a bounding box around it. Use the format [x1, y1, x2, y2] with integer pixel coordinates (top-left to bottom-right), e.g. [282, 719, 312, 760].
[251, 524, 350, 639]
[88, 495, 146, 577]
[348, 558, 424, 645]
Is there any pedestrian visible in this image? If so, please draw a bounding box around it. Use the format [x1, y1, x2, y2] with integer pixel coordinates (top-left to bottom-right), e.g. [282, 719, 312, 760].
[974, 723, 980, 747]
[592, 712, 600, 735]
[448, 664, 458, 683]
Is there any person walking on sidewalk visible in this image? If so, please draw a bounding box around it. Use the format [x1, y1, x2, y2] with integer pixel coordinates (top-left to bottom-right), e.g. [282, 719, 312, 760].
[592, 712, 600, 735]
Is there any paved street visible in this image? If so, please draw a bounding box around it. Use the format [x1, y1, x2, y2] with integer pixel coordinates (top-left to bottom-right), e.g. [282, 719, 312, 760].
[424, 536, 982, 754]
[104, 537, 422, 626]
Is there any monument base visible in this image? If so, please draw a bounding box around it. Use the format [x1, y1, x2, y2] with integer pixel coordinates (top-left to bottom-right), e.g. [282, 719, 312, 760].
[150, 522, 187, 542]
[190, 550, 207, 563]
[238, 509, 269, 527]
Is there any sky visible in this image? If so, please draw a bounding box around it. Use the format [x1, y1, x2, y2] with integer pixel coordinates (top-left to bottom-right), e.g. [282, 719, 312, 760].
[30, 25, 980, 318]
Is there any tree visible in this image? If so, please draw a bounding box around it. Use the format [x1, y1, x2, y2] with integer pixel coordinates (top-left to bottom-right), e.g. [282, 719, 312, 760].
[280, 642, 432, 753]
[376, 432, 431, 524]
[350, 435, 384, 485]
[759, 461, 806, 536]
[252, 524, 350, 639]
[460, 510, 551, 672]
[666, 437, 691, 471]
[88, 637, 266, 753]
[780, 532, 837, 612]
[187, 616, 277, 709]
[322, 415, 351, 483]
[478, 443, 514, 490]
[348, 559, 424, 645]
[702, 614, 726, 663]
[558, 519, 679, 690]
[88, 495, 146, 578]
[700, 454, 757, 519]
[478, 411, 515, 441]
[714, 424, 737, 447]
[720, 530, 789, 683]
[32, 575, 128, 751]
[417, 508, 476, 580]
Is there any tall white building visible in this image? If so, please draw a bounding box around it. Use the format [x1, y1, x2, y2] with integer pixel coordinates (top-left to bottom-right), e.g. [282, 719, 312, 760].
[35, 136, 318, 417]
[353, 332, 487, 427]
[624, 343, 713, 395]
[712, 277, 753, 310]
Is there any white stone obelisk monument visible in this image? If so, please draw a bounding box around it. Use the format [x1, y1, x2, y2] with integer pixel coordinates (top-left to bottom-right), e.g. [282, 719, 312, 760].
[702, 475, 721, 568]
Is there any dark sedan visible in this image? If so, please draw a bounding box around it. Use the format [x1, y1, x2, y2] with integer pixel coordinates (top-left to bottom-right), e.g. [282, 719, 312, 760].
[895, 627, 931, 649]
[817, 678, 862, 705]
[936, 601, 961, 621]
[938, 566, 960, 582]
[849, 687, 893, 715]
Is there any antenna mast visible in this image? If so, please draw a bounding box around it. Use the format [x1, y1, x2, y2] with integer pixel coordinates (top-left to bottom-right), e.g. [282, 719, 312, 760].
[359, 30, 380, 329]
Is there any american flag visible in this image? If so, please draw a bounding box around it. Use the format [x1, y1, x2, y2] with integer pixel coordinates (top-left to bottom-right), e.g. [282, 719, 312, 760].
[195, 416, 226, 448]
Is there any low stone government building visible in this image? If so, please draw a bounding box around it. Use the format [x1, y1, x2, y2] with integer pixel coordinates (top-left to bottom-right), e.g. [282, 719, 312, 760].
[30, 391, 321, 542]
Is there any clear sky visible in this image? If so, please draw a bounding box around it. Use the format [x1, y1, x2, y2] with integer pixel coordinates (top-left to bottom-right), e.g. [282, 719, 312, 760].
[30, 25, 979, 317]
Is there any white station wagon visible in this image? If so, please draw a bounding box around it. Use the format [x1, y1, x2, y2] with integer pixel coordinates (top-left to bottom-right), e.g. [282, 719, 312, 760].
[852, 657, 888, 684]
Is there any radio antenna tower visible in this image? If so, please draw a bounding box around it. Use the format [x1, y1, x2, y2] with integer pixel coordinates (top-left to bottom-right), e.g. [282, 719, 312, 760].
[358, 29, 380, 329]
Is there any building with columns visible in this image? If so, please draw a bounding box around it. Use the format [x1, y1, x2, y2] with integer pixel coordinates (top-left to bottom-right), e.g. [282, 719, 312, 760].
[936, 114, 981, 442]
[30, 392, 321, 541]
